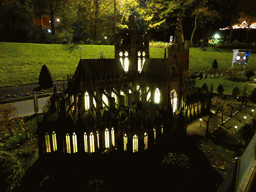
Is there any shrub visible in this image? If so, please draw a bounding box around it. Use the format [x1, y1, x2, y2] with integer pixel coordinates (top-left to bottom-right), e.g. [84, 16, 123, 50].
[0, 151, 24, 191]
[217, 84, 224, 95]
[245, 69, 255, 80]
[38, 64, 53, 89]
[212, 59, 218, 70]
[232, 87, 240, 98]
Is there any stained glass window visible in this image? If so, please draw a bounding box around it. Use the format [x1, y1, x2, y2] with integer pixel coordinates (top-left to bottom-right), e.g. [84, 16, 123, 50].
[153, 128, 156, 141]
[66, 133, 71, 154]
[105, 128, 110, 148]
[102, 94, 108, 107]
[133, 135, 138, 153]
[84, 132, 88, 152]
[111, 128, 115, 147]
[144, 132, 148, 150]
[45, 132, 51, 153]
[90, 132, 95, 153]
[85, 92, 90, 110]
[171, 89, 178, 112]
[96, 131, 100, 149]
[154, 88, 160, 104]
[72, 132, 78, 153]
[52, 131, 57, 152]
[124, 134, 128, 151]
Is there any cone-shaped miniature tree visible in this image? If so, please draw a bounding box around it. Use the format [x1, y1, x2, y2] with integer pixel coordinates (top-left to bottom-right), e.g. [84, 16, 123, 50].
[39, 64, 53, 89]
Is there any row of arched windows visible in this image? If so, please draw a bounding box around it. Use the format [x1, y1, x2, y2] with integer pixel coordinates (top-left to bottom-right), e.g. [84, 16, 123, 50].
[44, 128, 160, 154]
[82, 88, 178, 113]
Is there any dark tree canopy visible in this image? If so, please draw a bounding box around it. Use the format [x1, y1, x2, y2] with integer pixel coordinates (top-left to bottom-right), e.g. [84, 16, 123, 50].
[245, 69, 255, 80]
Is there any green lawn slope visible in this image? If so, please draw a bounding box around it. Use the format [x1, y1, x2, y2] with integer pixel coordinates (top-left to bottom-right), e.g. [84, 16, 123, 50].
[1, 42, 256, 87]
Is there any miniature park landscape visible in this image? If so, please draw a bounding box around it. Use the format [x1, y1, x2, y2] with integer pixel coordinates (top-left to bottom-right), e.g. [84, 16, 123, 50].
[1, 42, 256, 191]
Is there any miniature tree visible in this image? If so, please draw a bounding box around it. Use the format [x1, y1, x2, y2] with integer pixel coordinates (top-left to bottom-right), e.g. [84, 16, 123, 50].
[217, 84, 224, 95]
[245, 69, 255, 81]
[39, 64, 53, 89]
[212, 59, 218, 77]
[232, 87, 240, 98]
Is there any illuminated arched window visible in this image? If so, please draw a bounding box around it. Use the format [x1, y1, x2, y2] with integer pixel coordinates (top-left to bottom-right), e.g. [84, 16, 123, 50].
[102, 93, 108, 107]
[111, 128, 115, 147]
[147, 91, 151, 102]
[90, 132, 95, 153]
[96, 131, 100, 149]
[154, 88, 160, 104]
[144, 132, 148, 150]
[52, 131, 57, 152]
[198, 101, 201, 114]
[93, 97, 97, 108]
[133, 135, 138, 153]
[105, 128, 110, 148]
[84, 132, 88, 152]
[66, 133, 71, 154]
[120, 90, 125, 96]
[111, 92, 118, 105]
[72, 132, 78, 153]
[138, 58, 142, 73]
[153, 128, 156, 141]
[124, 57, 129, 72]
[170, 89, 178, 112]
[161, 125, 163, 134]
[84, 92, 90, 110]
[45, 132, 51, 153]
[124, 134, 128, 151]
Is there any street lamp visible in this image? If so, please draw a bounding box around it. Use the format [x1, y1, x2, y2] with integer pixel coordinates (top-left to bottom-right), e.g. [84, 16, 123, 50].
[200, 118, 202, 127]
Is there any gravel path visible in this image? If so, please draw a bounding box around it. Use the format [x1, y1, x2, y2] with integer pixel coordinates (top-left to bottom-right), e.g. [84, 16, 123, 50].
[0, 81, 68, 100]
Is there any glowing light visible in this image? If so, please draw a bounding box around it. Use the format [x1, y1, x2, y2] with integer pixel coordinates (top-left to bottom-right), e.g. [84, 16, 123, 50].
[124, 51, 129, 56]
[52, 131, 57, 152]
[124, 57, 129, 72]
[119, 52, 123, 57]
[243, 56, 246, 60]
[138, 51, 141, 56]
[153, 128, 156, 141]
[111, 128, 115, 147]
[66, 133, 71, 154]
[170, 89, 178, 112]
[72, 132, 78, 153]
[89, 132, 95, 153]
[96, 131, 100, 149]
[104, 36, 107, 39]
[133, 135, 138, 153]
[105, 128, 110, 148]
[214, 34, 220, 39]
[236, 56, 241, 61]
[45, 132, 51, 153]
[102, 93, 108, 107]
[124, 134, 128, 151]
[154, 88, 160, 104]
[84, 132, 88, 152]
[85, 92, 90, 110]
[219, 20, 256, 30]
[144, 132, 148, 150]
[56, 18, 60, 22]
[47, 29, 51, 33]
[147, 91, 151, 101]
[235, 126, 238, 129]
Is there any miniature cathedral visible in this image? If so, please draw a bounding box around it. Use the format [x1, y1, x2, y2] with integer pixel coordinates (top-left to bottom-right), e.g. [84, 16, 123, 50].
[37, 14, 208, 156]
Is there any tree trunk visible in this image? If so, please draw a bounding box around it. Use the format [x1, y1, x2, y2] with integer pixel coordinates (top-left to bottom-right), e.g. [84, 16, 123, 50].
[190, 12, 197, 45]
[229, 23, 233, 43]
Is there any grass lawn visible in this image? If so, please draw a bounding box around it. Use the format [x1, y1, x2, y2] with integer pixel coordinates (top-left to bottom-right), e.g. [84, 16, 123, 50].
[195, 76, 256, 95]
[1, 42, 256, 87]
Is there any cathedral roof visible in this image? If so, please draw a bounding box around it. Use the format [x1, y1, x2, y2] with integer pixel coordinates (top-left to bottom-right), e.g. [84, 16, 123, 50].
[73, 59, 125, 83]
[141, 59, 168, 82]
